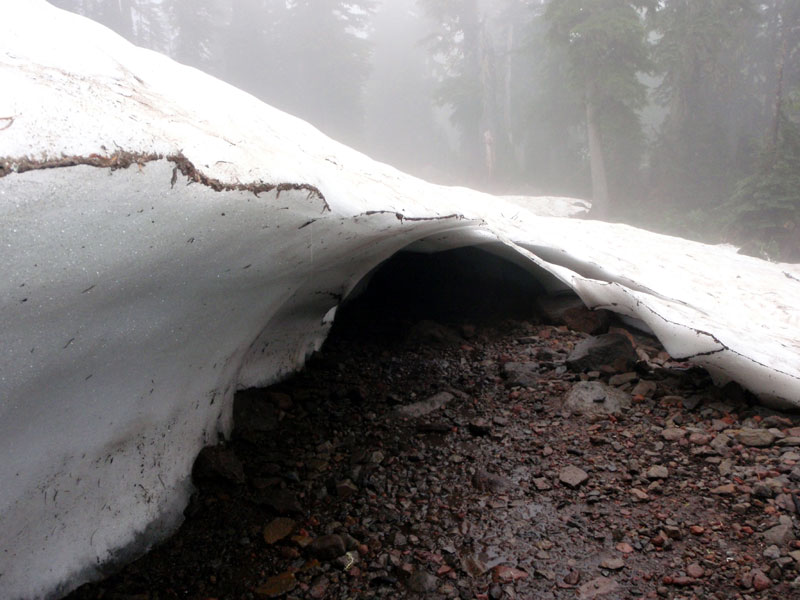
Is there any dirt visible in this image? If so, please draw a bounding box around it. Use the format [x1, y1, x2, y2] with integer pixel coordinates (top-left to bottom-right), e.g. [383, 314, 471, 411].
[65, 290, 800, 600]
[0, 152, 328, 211]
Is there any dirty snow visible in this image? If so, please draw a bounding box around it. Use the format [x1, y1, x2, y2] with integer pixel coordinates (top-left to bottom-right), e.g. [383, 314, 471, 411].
[1, 2, 798, 598]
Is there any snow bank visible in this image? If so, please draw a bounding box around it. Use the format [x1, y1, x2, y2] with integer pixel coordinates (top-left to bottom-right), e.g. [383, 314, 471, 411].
[1, 2, 798, 598]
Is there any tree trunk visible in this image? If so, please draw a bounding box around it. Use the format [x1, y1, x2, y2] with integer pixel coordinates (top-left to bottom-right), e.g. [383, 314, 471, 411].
[585, 94, 610, 219]
[770, 22, 789, 159]
[504, 24, 514, 149]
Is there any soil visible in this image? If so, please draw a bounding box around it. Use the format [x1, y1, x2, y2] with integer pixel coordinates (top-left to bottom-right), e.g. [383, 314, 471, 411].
[66, 280, 800, 600]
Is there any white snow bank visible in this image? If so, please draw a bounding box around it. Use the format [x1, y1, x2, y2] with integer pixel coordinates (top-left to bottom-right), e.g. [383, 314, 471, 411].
[1, 2, 798, 598]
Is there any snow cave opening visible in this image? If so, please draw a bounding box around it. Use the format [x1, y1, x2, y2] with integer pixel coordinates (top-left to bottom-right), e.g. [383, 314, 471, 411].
[331, 244, 559, 340]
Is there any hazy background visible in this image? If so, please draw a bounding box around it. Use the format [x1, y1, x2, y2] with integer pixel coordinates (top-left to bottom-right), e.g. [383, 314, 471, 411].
[48, 1, 800, 261]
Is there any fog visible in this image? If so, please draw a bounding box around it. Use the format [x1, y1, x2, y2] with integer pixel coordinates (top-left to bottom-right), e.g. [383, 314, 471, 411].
[47, 0, 800, 261]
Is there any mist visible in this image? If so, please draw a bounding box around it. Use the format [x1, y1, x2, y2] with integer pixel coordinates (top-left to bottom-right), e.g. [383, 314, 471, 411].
[47, 0, 800, 261]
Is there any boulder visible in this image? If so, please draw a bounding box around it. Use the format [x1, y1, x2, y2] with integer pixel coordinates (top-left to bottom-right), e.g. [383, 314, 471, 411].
[566, 334, 638, 373]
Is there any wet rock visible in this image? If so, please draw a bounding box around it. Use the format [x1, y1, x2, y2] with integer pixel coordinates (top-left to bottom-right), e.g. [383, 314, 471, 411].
[561, 305, 612, 335]
[710, 433, 732, 454]
[737, 428, 776, 447]
[631, 379, 657, 397]
[563, 382, 631, 416]
[608, 372, 638, 386]
[408, 569, 438, 593]
[309, 534, 347, 560]
[752, 569, 771, 591]
[492, 565, 528, 582]
[564, 570, 581, 585]
[578, 576, 620, 599]
[308, 576, 330, 599]
[336, 479, 359, 498]
[468, 418, 492, 436]
[599, 557, 624, 570]
[559, 465, 589, 488]
[263, 518, 296, 545]
[776, 493, 798, 513]
[566, 333, 638, 373]
[389, 531, 407, 547]
[764, 516, 795, 546]
[255, 572, 297, 598]
[461, 554, 489, 578]
[646, 465, 669, 479]
[192, 446, 246, 485]
[753, 482, 773, 498]
[472, 469, 513, 494]
[711, 483, 736, 495]
[661, 428, 686, 441]
[535, 293, 586, 324]
[502, 362, 539, 388]
[686, 563, 704, 578]
[259, 488, 303, 514]
[395, 391, 453, 418]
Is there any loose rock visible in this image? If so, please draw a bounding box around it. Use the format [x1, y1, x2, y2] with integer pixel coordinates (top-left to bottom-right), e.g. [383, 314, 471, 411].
[560, 465, 589, 488]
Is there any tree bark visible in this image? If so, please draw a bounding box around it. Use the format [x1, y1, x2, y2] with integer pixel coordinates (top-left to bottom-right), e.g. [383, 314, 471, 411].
[585, 93, 610, 220]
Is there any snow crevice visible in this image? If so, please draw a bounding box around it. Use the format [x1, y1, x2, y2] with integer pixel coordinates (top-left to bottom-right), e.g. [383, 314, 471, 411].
[0, 152, 331, 212]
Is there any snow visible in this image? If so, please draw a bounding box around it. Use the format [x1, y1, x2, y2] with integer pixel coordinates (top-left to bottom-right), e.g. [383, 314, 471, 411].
[1, 2, 798, 598]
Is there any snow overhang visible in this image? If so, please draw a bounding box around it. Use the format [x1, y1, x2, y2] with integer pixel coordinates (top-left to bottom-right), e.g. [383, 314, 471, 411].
[1, 2, 799, 598]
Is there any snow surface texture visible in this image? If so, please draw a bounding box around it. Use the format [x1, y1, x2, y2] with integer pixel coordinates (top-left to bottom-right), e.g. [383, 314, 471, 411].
[1, 2, 799, 598]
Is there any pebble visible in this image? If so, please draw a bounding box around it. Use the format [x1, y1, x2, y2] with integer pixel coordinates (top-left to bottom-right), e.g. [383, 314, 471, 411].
[661, 428, 686, 441]
[686, 563, 704, 578]
[309, 534, 346, 560]
[711, 483, 736, 495]
[262, 518, 296, 545]
[80, 311, 800, 600]
[599, 557, 625, 570]
[763, 515, 795, 546]
[578, 576, 620, 599]
[646, 465, 669, 479]
[737, 428, 776, 447]
[408, 569, 438, 593]
[395, 391, 454, 418]
[254, 572, 297, 598]
[751, 569, 771, 591]
[559, 465, 589, 488]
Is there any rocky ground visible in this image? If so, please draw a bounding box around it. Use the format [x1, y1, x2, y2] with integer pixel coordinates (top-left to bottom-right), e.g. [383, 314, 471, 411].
[68, 285, 800, 600]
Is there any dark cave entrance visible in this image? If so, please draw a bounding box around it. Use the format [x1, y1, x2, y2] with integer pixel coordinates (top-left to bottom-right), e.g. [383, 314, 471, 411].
[329, 245, 565, 342]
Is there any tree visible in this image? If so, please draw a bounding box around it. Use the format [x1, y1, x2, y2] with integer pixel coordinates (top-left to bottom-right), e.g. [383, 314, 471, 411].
[418, 0, 484, 179]
[362, 0, 455, 180]
[418, 0, 526, 187]
[545, 0, 654, 219]
[649, 0, 759, 228]
[726, 1, 800, 260]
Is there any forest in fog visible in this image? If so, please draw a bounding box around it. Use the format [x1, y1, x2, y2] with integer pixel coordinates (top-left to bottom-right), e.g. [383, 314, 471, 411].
[48, 1, 800, 261]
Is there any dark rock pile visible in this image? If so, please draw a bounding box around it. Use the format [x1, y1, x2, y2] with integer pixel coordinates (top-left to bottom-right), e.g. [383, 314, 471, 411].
[68, 298, 800, 600]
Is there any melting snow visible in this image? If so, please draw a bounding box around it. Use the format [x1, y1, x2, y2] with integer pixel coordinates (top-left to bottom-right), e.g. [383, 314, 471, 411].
[1, 2, 798, 598]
